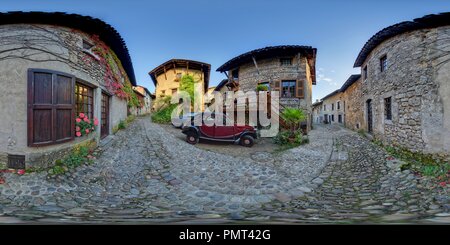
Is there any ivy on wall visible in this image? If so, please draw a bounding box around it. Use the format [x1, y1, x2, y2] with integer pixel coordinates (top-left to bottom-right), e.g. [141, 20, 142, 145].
[84, 35, 142, 108]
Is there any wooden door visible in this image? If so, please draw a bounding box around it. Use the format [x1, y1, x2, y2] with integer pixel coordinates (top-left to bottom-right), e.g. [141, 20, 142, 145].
[101, 92, 110, 138]
[367, 99, 373, 133]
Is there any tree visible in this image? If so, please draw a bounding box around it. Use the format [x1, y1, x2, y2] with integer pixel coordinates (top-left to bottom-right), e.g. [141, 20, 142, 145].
[179, 74, 200, 107]
[280, 107, 307, 137]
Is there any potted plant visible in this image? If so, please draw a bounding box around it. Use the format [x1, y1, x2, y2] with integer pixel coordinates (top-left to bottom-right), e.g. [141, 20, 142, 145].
[256, 84, 269, 92]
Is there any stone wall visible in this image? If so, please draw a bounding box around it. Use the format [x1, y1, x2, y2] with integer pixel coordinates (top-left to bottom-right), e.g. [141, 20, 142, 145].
[355, 26, 450, 158]
[342, 78, 365, 131]
[231, 55, 314, 131]
[0, 24, 130, 167]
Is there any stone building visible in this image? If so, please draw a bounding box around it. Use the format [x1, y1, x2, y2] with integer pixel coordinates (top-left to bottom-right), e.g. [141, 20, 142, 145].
[312, 100, 323, 124]
[321, 90, 344, 125]
[133, 85, 153, 115]
[149, 59, 210, 110]
[0, 12, 137, 168]
[216, 45, 317, 132]
[340, 75, 363, 130]
[352, 12, 450, 157]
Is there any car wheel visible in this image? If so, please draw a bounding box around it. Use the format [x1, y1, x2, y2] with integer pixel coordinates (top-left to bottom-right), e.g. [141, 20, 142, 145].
[186, 131, 199, 145]
[240, 135, 255, 147]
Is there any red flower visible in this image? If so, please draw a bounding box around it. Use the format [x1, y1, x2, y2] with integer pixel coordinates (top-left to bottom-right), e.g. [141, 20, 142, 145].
[76, 118, 82, 123]
[85, 129, 90, 134]
[76, 132, 82, 137]
[76, 126, 81, 132]
[94, 118, 99, 126]
[83, 117, 90, 123]
[79, 113, 85, 119]
[17, 169, 25, 175]
[439, 182, 447, 187]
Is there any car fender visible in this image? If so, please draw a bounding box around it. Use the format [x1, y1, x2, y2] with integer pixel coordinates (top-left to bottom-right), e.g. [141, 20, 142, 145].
[234, 130, 257, 144]
[181, 126, 199, 136]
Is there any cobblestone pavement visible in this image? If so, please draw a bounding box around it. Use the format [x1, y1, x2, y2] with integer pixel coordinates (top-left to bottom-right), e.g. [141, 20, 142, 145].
[0, 118, 448, 224]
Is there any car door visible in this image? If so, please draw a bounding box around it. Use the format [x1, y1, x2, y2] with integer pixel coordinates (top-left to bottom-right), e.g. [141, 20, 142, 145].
[200, 114, 215, 138]
[214, 114, 235, 140]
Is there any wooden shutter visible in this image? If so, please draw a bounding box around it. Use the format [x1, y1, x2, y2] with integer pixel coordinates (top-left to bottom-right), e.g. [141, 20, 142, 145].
[28, 70, 75, 147]
[272, 80, 281, 97]
[296, 80, 305, 99]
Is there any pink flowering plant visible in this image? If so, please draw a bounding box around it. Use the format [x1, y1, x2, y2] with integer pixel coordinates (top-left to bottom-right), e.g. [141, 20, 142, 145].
[75, 113, 99, 137]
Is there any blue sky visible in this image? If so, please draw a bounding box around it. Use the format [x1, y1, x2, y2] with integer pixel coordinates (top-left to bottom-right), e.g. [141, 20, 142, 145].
[1, 0, 448, 101]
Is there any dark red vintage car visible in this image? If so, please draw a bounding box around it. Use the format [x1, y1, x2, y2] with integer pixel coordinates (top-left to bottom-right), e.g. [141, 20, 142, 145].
[181, 113, 257, 147]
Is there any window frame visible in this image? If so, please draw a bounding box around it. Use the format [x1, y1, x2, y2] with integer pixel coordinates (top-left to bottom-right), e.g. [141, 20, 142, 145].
[281, 80, 296, 98]
[280, 57, 293, 66]
[380, 55, 388, 72]
[384, 96, 393, 121]
[75, 81, 95, 120]
[363, 65, 368, 80]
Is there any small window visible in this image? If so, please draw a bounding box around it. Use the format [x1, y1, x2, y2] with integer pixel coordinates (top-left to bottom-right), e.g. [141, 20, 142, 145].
[281, 80, 296, 98]
[332, 115, 335, 122]
[337, 101, 341, 110]
[323, 105, 326, 111]
[380, 55, 388, 72]
[338, 115, 342, 123]
[332, 103, 335, 111]
[171, 88, 178, 95]
[175, 73, 182, 81]
[75, 83, 94, 120]
[385, 97, 392, 120]
[363, 66, 368, 80]
[280, 58, 292, 66]
[232, 69, 239, 81]
[160, 90, 165, 97]
[82, 40, 94, 51]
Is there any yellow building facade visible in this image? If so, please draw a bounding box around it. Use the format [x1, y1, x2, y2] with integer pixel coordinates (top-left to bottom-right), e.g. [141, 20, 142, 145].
[149, 59, 210, 110]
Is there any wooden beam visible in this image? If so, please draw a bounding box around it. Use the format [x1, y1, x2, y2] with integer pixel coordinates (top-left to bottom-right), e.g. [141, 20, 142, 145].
[200, 65, 203, 80]
[186, 62, 189, 75]
[163, 66, 167, 80]
[252, 56, 261, 75]
[173, 62, 176, 74]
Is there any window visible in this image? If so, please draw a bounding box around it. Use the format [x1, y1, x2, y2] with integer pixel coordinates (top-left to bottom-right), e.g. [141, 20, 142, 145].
[160, 90, 165, 97]
[258, 82, 270, 91]
[343, 101, 346, 112]
[323, 105, 326, 111]
[338, 115, 342, 123]
[171, 88, 178, 95]
[82, 40, 94, 51]
[75, 83, 94, 120]
[385, 97, 392, 120]
[232, 69, 239, 81]
[281, 80, 296, 98]
[332, 103, 335, 111]
[280, 58, 292, 66]
[380, 55, 388, 72]
[337, 101, 341, 110]
[28, 69, 75, 147]
[363, 66, 368, 80]
[331, 115, 335, 122]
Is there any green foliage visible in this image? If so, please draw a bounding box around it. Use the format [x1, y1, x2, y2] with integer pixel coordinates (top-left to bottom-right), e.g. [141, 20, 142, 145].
[273, 130, 308, 152]
[118, 120, 127, 130]
[357, 129, 366, 138]
[256, 84, 269, 92]
[151, 104, 178, 124]
[154, 96, 172, 111]
[280, 107, 307, 136]
[126, 115, 136, 124]
[379, 142, 450, 180]
[48, 146, 93, 176]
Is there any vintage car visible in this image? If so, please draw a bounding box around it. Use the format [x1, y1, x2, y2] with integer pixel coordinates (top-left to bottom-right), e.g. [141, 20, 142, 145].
[181, 113, 257, 147]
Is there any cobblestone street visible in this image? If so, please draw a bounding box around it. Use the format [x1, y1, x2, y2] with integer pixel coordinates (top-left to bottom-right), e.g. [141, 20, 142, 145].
[0, 117, 449, 224]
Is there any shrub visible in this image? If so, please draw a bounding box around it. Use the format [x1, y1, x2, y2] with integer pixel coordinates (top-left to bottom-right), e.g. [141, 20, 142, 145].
[280, 108, 307, 136]
[48, 146, 94, 176]
[118, 120, 127, 129]
[151, 104, 178, 124]
[273, 130, 307, 146]
[256, 84, 269, 92]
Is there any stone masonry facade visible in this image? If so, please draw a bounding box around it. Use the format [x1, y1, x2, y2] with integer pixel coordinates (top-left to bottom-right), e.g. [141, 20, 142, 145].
[0, 23, 131, 167]
[231, 55, 315, 131]
[356, 26, 450, 157]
